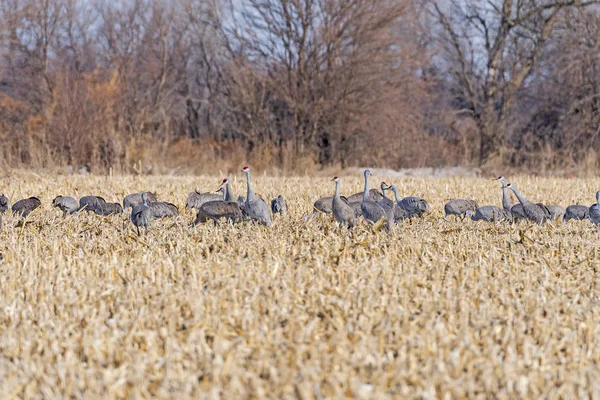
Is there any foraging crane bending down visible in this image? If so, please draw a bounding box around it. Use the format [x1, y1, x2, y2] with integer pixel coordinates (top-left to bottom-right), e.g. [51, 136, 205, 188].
[130, 192, 151, 235]
[185, 190, 222, 210]
[12, 197, 41, 218]
[589, 190, 600, 228]
[331, 176, 356, 228]
[388, 185, 430, 218]
[241, 166, 272, 226]
[271, 195, 286, 214]
[469, 206, 512, 222]
[192, 179, 244, 226]
[95, 202, 123, 216]
[52, 196, 79, 217]
[444, 199, 478, 220]
[148, 202, 178, 219]
[506, 183, 550, 224]
[123, 192, 158, 211]
[0, 194, 8, 230]
[564, 204, 589, 221]
[79, 196, 106, 213]
[360, 170, 388, 228]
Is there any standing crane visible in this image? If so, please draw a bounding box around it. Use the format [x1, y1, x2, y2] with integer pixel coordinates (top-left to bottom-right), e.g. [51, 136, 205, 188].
[130, 192, 151, 235]
[360, 170, 388, 229]
[241, 166, 272, 226]
[331, 176, 356, 228]
[506, 183, 551, 224]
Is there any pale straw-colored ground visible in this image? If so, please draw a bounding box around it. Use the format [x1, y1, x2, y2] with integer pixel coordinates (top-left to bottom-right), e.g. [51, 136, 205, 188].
[0, 172, 599, 399]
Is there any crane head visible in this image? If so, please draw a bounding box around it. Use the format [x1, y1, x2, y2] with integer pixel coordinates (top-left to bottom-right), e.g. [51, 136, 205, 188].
[380, 182, 389, 190]
[494, 176, 505, 182]
[242, 166, 250, 173]
[331, 176, 339, 182]
[505, 183, 513, 189]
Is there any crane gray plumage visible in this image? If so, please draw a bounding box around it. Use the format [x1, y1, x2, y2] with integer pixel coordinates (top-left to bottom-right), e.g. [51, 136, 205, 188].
[0, 194, 8, 229]
[148, 202, 178, 219]
[271, 195, 286, 214]
[346, 188, 384, 203]
[544, 204, 565, 221]
[79, 196, 106, 213]
[495, 176, 526, 221]
[186, 190, 222, 210]
[130, 192, 151, 236]
[506, 183, 550, 224]
[444, 199, 479, 220]
[12, 197, 41, 218]
[192, 181, 244, 226]
[313, 196, 333, 214]
[589, 190, 600, 227]
[469, 205, 512, 222]
[52, 196, 79, 216]
[241, 166, 272, 226]
[564, 204, 589, 221]
[360, 170, 388, 228]
[95, 202, 123, 216]
[123, 192, 158, 211]
[388, 185, 430, 218]
[331, 176, 356, 228]
[376, 182, 396, 230]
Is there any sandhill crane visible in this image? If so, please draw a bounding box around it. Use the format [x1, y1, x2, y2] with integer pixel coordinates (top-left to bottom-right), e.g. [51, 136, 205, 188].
[313, 196, 333, 214]
[192, 180, 244, 226]
[564, 204, 589, 221]
[506, 183, 551, 224]
[271, 195, 286, 214]
[148, 202, 178, 219]
[444, 199, 478, 220]
[52, 196, 79, 217]
[217, 178, 237, 202]
[589, 191, 600, 228]
[468, 206, 512, 222]
[347, 188, 383, 203]
[79, 196, 106, 213]
[331, 176, 356, 228]
[388, 185, 430, 218]
[0, 194, 8, 229]
[123, 192, 158, 210]
[495, 176, 526, 220]
[130, 192, 151, 235]
[186, 190, 222, 210]
[12, 197, 41, 218]
[377, 182, 398, 229]
[241, 166, 272, 226]
[360, 170, 388, 228]
[95, 202, 123, 216]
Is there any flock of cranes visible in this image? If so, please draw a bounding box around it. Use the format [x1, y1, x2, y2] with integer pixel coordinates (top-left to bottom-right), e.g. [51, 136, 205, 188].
[1, 168, 600, 234]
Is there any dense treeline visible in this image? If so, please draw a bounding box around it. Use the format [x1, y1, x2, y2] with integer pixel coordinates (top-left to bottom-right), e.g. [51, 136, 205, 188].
[1, 0, 600, 173]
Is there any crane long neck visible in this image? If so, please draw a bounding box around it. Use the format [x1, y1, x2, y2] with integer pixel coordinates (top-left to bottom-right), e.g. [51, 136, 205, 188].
[246, 172, 255, 201]
[511, 186, 529, 205]
[225, 182, 233, 201]
[381, 187, 389, 200]
[363, 173, 369, 202]
[392, 187, 401, 203]
[596, 191, 600, 205]
[501, 186, 513, 210]
[334, 180, 340, 198]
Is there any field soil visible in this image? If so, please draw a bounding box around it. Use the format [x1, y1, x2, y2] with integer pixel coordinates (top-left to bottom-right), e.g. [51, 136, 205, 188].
[0, 173, 599, 398]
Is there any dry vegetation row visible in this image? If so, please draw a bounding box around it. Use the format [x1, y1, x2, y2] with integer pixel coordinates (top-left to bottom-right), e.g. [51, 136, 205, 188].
[0, 173, 599, 398]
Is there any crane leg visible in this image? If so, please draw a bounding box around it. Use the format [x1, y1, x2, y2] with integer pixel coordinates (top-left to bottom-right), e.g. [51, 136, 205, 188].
[136, 226, 140, 236]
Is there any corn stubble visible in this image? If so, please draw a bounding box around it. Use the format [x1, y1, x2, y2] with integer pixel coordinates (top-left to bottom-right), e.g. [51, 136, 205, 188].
[0, 174, 599, 399]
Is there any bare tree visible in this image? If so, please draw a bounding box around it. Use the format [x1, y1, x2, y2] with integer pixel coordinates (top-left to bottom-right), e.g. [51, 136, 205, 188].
[432, 0, 600, 165]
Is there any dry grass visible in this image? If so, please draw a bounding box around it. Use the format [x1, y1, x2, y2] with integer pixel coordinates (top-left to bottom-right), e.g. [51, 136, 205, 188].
[1, 172, 600, 399]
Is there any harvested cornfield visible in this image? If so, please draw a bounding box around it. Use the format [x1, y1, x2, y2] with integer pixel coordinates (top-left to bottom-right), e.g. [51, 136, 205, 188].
[0, 173, 599, 399]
